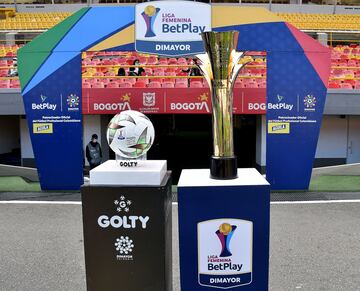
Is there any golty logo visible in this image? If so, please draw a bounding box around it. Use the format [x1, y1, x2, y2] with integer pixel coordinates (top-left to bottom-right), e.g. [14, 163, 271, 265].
[304, 94, 316, 109]
[216, 223, 237, 257]
[114, 195, 132, 213]
[142, 5, 160, 38]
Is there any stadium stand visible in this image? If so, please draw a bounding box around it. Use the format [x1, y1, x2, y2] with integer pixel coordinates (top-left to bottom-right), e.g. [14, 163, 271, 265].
[0, 12, 71, 30]
[277, 13, 360, 31]
[0, 44, 360, 89]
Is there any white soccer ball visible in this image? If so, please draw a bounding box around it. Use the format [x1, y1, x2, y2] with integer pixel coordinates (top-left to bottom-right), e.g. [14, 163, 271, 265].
[106, 110, 155, 159]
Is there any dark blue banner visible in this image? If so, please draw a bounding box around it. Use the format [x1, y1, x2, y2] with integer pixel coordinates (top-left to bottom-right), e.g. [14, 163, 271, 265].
[22, 54, 83, 190]
[266, 52, 327, 190]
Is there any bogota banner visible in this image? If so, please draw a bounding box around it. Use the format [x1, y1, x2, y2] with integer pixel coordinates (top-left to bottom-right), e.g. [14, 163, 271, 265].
[82, 88, 266, 115]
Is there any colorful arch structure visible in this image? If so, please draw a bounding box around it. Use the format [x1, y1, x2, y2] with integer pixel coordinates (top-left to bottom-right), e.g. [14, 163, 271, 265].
[18, 5, 330, 190]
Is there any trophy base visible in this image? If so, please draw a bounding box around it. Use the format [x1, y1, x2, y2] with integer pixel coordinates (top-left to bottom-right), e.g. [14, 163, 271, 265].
[210, 156, 238, 180]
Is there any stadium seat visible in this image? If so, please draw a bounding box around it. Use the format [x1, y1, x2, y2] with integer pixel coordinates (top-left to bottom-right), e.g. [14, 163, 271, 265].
[175, 82, 188, 88]
[148, 82, 161, 88]
[162, 82, 174, 88]
[190, 81, 203, 88]
[134, 81, 146, 88]
[340, 83, 353, 89]
[119, 82, 132, 88]
[92, 83, 105, 88]
[107, 82, 120, 88]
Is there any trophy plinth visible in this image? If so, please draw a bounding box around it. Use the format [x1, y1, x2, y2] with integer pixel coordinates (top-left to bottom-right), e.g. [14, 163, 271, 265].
[195, 31, 247, 180]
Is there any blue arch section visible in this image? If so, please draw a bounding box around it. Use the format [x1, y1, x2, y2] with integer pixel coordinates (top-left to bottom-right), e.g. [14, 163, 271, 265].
[23, 54, 83, 190]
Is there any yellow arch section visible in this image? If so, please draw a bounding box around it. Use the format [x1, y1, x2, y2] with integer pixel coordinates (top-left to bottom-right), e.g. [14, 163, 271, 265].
[212, 7, 283, 28]
[88, 24, 135, 51]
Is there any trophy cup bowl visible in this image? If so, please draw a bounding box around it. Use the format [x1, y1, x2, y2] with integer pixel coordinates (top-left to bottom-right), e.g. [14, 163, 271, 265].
[195, 31, 247, 179]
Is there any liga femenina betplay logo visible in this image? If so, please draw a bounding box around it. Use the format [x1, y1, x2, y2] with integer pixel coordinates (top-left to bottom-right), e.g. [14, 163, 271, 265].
[135, 1, 211, 56]
[198, 219, 253, 289]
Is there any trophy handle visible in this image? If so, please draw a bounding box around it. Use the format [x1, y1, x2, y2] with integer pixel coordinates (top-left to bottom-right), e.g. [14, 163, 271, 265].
[194, 53, 213, 91]
[229, 51, 248, 92]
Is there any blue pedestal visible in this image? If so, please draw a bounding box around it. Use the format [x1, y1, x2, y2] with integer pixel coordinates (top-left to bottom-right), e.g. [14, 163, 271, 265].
[178, 169, 270, 290]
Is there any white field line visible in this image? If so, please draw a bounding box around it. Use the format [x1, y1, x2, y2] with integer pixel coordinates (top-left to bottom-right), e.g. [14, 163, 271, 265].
[0, 200, 359, 205]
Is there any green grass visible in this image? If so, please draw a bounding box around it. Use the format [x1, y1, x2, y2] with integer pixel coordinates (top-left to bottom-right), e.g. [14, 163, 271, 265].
[309, 175, 360, 192]
[0, 176, 41, 192]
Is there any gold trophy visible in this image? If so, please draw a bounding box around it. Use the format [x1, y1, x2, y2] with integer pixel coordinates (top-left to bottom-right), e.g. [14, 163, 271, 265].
[195, 31, 247, 179]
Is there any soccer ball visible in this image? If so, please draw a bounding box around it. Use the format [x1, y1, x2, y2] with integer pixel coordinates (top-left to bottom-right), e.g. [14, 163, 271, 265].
[106, 110, 155, 159]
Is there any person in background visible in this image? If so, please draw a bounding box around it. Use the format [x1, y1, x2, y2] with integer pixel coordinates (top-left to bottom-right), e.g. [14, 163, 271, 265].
[128, 59, 145, 76]
[182, 58, 202, 86]
[86, 134, 102, 170]
[8, 58, 18, 77]
[117, 67, 126, 76]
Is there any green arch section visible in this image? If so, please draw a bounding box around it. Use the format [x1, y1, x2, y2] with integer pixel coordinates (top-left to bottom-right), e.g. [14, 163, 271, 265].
[17, 8, 90, 89]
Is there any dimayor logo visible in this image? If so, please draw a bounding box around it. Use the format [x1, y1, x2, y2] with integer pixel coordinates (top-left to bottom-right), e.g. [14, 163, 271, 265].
[115, 236, 135, 261]
[135, 1, 211, 56]
[32, 94, 57, 111]
[198, 219, 253, 289]
[93, 93, 131, 112]
[142, 5, 160, 38]
[304, 94, 316, 111]
[67, 94, 79, 111]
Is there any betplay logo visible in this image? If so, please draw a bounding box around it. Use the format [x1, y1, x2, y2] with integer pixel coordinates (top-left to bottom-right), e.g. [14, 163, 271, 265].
[32, 94, 57, 111]
[268, 94, 293, 111]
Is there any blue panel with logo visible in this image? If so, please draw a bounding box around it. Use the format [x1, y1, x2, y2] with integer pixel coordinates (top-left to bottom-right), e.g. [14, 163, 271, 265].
[178, 169, 270, 291]
[22, 54, 83, 190]
[266, 52, 327, 190]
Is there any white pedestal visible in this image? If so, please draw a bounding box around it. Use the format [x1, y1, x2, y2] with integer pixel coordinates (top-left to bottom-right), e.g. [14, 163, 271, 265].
[89, 160, 167, 186]
[178, 168, 269, 187]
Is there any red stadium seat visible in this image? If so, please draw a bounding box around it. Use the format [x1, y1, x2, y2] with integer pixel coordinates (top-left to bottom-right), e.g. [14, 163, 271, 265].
[107, 82, 120, 88]
[92, 82, 105, 88]
[119, 82, 133, 88]
[175, 82, 188, 88]
[162, 82, 174, 88]
[340, 83, 353, 89]
[148, 82, 161, 88]
[190, 81, 203, 88]
[134, 81, 146, 88]
[328, 82, 341, 89]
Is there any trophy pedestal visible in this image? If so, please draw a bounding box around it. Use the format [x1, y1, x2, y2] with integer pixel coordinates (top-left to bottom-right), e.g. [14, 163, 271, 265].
[178, 169, 270, 290]
[81, 161, 172, 291]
